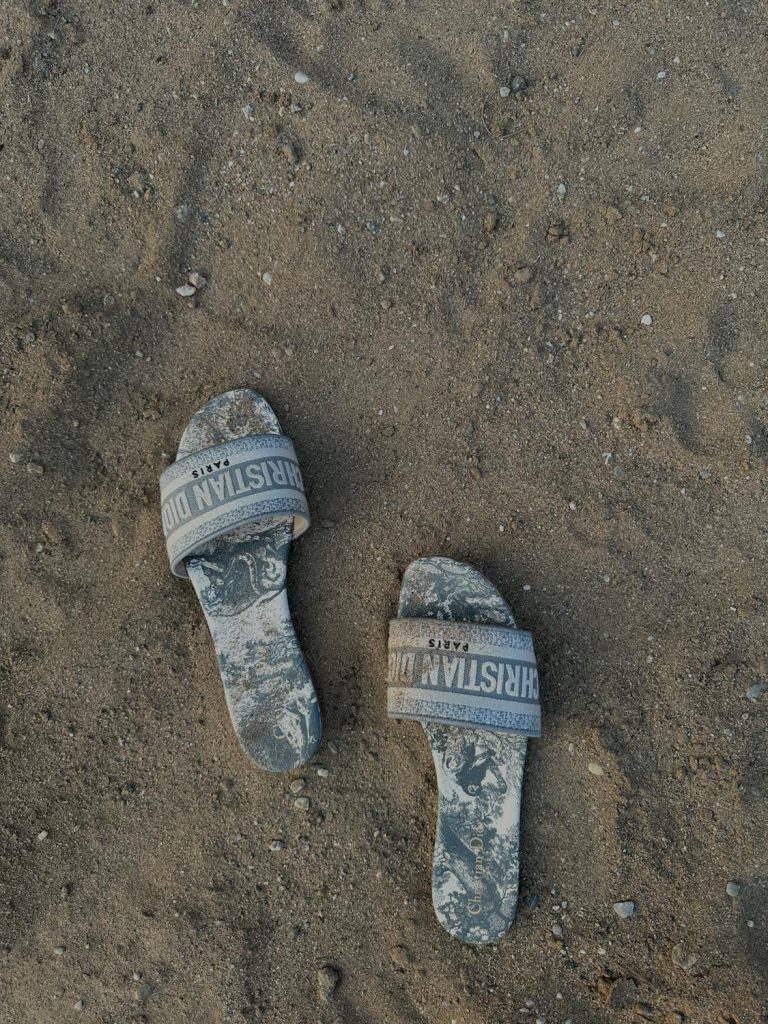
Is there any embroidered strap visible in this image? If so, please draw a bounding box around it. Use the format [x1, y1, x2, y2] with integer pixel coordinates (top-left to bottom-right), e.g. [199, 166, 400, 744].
[387, 618, 541, 737]
[160, 434, 310, 578]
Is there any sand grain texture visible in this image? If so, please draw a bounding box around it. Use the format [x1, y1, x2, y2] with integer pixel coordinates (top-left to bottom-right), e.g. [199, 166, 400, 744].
[1, 1, 767, 1021]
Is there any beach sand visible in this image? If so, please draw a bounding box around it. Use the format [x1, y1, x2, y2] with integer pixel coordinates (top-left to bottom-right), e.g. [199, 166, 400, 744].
[1, 1, 766, 1021]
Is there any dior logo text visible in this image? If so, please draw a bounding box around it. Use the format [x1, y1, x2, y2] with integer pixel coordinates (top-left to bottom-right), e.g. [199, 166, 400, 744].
[388, 650, 539, 702]
[162, 457, 304, 534]
[467, 822, 486, 915]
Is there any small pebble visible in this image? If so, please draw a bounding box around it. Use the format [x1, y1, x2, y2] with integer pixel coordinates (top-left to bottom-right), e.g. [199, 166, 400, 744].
[317, 767, 329, 778]
[640, 313, 653, 326]
[726, 881, 741, 897]
[483, 211, 498, 233]
[53, 945, 65, 956]
[671, 943, 699, 971]
[511, 75, 528, 93]
[289, 779, 305, 794]
[499, 86, 511, 98]
[294, 796, 310, 810]
[9, 451, 24, 464]
[37, 830, 48, 841]
[715, 229, 726, 240]
[294, 71, 309, 85]
[262, 272, 273, 286]
[552, 923, 563, 937]
[746, 683, 766, 702]
[587, 762, 604, 776]
[27, 462, 44, 475]
[613, 901, 635, 919]
[557, 182, 567, 200]
[73, 1000, 83, 1012]
[269, 840, 285, 852]
[389, 944, 413, 969]
[176, 284, 196, 297]
[188, 272, 207, 289]
[317, 965, 340, 1001]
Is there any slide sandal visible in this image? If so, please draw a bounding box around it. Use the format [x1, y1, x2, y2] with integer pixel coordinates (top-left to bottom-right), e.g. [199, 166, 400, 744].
[387, 557, 541, 944]
[159, 388, 321, 771]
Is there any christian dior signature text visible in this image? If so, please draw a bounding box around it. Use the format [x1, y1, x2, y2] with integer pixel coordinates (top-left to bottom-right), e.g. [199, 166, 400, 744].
[388, 649, 539, 701]
[162, 457, 303, 533]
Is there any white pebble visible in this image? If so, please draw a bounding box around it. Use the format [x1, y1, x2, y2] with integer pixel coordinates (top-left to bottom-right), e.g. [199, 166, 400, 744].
[640, 313, 653, 326]
[262, 272, 273, 286]
[587, 762, 604, 776]
[613, 900, 635, 919]
[499, 86, 511, 98]
[9, 451, 24, 464]
[715, 229, 726, 240]
[176, 284, 196, 297]
[294, 71, 309, 84]
[726, 881, 741, 897]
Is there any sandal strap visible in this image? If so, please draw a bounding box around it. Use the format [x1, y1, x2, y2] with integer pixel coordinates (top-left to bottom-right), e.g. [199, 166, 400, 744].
[160, 434, 309, 578]
[387, 617, 541, 737]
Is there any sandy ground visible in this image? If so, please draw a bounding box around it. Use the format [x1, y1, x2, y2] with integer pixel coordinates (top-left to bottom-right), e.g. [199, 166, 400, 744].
[1, 1, 767, 1021]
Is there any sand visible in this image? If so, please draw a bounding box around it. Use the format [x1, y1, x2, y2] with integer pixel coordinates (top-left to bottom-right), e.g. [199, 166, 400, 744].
[1, 1, 766, 1021]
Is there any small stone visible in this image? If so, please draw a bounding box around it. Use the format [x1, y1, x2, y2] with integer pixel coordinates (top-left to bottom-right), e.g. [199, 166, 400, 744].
[613, 901, 635, 919]
[557, 182, 567, 200]
[73, 1000, 83, 1012]
[277, 134, 299, 164]
[605, 206, 623, 223]
[9, 451, 24, 464]
[671, 943, 699, 972]
[269, 840, 285, 852]
[294, 70, 309, 85]
[289, 779, 306, 794]
[389, 944, 413, 969]
[513, 267, 532, 284]
[588, 762, 604, 776]
[53, 946, 65, 956]
[726, 881, 741, 897]
[483, 212, 498, 233]
[640, 313, 653, 326]
[499, 85, 511, 97]
[188, 273, 207, 289]
[37, 830, 48, 841]
[262, 272, 273, 286]
[27, 462, 44, 475]
[715, 229, 726, 240]
[746, 683, 766, 702]
[552, 923, 563, 937]
[176, 284, 196, 297]
[568, 501, 577, 511]
[317, 965, 340, 1001]
[294, 796, 310, 810]
[511, 75, 528, 93]
[317, 767, 329, 778]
